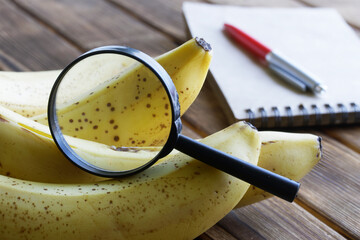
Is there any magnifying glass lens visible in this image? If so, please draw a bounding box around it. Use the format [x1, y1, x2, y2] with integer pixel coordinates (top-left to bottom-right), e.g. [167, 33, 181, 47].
[54, 53, 172, 172]
[50, 46, 300, 202]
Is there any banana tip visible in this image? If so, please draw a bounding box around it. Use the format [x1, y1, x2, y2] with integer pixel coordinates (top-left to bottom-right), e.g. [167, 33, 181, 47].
[195, 37, 212, 51]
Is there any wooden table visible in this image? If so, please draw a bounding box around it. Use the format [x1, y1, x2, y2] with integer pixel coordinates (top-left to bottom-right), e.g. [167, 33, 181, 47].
[1, 0, 359, 239]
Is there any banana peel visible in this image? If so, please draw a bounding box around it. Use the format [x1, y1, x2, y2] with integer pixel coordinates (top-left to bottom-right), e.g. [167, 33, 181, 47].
[0, 70, 60, 117]
[237, 131, 322, 207]
[0, 122, 260, 240]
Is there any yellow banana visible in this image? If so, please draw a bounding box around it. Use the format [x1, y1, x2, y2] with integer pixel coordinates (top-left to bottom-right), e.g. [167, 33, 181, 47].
[0, 101, 321, 189]
[32, 38, 211, 148]
[0, 104, 103, 183]
[0, 104, 168, 183]
[0, 122, 260, 240]
[0, 70, 60, 117]
[0, 54, 134, 118]
[0, 38, 211, 120]
[236, 131, 322, 207]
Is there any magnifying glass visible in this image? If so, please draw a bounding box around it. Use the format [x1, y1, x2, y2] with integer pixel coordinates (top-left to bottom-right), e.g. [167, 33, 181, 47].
[48, 45, 300, 202]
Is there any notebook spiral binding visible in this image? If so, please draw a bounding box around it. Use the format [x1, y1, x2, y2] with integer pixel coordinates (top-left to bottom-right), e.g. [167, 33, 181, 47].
[246, 103, 360, 128]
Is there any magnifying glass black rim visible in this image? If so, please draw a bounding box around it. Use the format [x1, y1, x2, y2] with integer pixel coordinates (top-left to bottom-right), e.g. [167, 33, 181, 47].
[48, 45, 182, 178]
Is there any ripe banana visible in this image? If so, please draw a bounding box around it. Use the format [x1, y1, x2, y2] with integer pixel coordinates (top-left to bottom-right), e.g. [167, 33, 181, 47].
[0, 122, 260, 240]
[0, 37, 211, 119]
[0, 101, 322, 188]
[0, 54, 133, 118]
[0, 104, 165, 183]
[31, 37, 212, 148]
[0, 70, 60, 117]
[236, 131, 322, 207]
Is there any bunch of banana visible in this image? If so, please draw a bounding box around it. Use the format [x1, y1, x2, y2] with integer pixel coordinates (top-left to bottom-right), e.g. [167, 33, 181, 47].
[0, 38, 322, 239]
[0, 122, 259, 240]
[0, 120, 321, 240]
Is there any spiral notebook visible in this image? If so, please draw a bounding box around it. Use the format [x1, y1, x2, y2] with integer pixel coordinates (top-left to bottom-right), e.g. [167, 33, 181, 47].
[183, 3, 360, 128]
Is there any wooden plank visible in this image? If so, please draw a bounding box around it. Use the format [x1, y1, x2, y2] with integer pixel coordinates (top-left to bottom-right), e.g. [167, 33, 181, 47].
[182, 80, 230, 137]
[197, 211, 265, 240]
[0, 0, 80, 71]
[196, 233, 214, 240]
[14, 0, 176, 56]
[199, 224, 238, 240]
[232, 198, 345, 239]
[0, 49, 31, 71]
[108, 0, 197, 42]
[217, 211, 265, 239]
[297, 133, 360, 239]
[182, 120, 206, 139]
[299, 0, 360, 29]
[322, 126, 360, 154]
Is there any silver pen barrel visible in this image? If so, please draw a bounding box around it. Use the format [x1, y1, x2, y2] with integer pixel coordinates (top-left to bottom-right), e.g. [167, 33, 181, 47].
[266, 51, 326, 94]
[268, 63, 307, 91]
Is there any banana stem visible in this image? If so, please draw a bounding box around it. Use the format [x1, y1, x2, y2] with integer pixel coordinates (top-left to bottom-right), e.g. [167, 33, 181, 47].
[175, 134, 300, 202]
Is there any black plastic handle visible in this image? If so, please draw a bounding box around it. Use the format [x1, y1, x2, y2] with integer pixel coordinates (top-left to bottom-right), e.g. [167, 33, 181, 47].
[175, 134, 300, 202]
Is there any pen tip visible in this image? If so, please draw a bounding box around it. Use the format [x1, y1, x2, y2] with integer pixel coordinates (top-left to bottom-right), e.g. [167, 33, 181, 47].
[314, 84, 327, 94]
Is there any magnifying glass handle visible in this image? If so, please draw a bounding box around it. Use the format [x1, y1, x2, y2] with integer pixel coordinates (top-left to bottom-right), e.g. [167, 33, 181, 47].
[175, 135, 300, 202]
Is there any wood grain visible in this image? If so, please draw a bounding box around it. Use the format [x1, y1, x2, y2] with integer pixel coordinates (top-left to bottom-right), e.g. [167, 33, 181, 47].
[297, 133, 360, 239]
[0, 0, 79, 71]
[217, 211, 265, 239]
[0, 49, 31, 71]
[233, 198, 345, 239]
[183, 80, 229, 136]
[14, 0, 176, 56]
[198, 224, 238, 240]
[323, 126, 360, 154]
[108, 0, 196, 42]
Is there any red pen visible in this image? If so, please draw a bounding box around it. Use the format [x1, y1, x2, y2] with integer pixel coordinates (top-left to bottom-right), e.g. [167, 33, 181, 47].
[223, 23, 326, 94]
